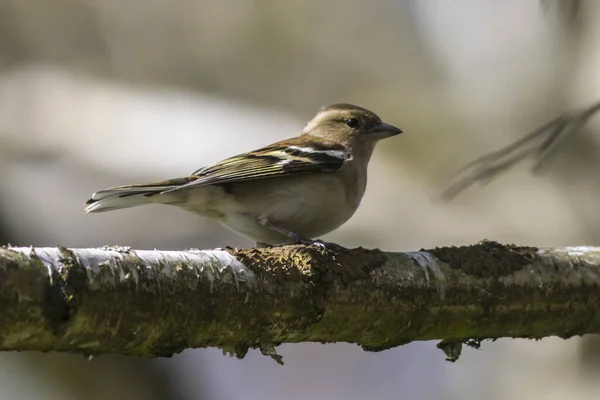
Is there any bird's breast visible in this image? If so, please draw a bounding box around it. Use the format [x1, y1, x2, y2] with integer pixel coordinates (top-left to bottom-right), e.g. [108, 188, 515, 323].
[228, 167, 366, 239]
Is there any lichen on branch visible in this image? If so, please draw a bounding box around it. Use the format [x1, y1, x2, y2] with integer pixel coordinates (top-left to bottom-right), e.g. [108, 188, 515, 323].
[0, 241, 599, 362]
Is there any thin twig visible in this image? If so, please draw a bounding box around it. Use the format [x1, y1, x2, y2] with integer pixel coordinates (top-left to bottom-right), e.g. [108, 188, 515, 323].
[440, 100, 600, 201]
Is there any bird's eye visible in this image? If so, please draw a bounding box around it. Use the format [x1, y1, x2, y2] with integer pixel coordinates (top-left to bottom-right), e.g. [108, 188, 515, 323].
[346, 118, 359, 128]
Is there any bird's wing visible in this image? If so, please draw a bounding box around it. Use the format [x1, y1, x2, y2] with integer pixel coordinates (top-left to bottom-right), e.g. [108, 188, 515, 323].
[162, 136, 351, 193]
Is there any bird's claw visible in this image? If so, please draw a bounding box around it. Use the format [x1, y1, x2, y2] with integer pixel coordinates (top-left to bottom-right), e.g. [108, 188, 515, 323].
[307, 239, 327, 249]
[290, 235, 323, 247]
[289, 236, 345, 252]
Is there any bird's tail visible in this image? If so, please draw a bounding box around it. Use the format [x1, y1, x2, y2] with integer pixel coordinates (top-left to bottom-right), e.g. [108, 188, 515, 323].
[85, 177, 197, 213]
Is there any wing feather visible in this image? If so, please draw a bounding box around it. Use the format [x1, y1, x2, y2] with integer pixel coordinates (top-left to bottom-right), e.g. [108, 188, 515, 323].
[162, 135, 350, 193]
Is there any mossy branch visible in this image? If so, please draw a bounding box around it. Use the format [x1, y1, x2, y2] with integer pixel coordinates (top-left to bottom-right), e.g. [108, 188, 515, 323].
[0, 241, 599, 362]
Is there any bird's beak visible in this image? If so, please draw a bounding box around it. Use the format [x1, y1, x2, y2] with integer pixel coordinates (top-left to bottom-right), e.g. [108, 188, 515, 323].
[370, 122, 403, 140]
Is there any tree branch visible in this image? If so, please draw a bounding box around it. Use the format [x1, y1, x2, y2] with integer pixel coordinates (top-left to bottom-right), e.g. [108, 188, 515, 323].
[1, 241, 599, 362]
[440, 100, 600, 200]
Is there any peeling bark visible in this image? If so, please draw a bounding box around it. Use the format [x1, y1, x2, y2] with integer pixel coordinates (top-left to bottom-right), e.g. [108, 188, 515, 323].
[0, 241, 599, 361]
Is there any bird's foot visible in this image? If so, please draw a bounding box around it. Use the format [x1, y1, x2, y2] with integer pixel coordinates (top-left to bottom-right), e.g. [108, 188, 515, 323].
[288, 235, 345, 252]
[259, 221, 346, 251]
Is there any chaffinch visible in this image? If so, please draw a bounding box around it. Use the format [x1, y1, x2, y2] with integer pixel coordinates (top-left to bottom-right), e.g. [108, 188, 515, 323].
[85, 103, 402, 247]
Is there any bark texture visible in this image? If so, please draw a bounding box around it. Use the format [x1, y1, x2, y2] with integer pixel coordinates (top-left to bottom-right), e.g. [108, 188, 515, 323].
[0, 241, 599, 361]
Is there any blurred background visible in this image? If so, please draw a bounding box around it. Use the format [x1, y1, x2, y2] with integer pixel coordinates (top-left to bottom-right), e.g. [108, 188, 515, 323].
[1, 0, 600, 398]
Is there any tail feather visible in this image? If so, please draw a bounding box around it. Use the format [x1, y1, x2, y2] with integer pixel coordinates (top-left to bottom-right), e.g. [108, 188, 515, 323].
[85, 177, 196, 213]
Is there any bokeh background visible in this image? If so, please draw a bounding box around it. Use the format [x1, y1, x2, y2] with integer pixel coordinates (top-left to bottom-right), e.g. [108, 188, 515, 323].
[1, 0, 600, 399]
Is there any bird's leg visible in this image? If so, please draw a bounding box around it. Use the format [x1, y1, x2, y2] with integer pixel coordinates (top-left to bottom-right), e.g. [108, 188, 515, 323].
[262, 221, 321, 246]
[261, 220, 344, 250]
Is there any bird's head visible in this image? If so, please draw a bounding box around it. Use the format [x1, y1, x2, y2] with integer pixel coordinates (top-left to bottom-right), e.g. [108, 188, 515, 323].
[302, 103, 402, 147]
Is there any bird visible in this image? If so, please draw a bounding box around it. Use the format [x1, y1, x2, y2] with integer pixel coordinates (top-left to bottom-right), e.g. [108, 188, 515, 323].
[85, 103, 402, 247]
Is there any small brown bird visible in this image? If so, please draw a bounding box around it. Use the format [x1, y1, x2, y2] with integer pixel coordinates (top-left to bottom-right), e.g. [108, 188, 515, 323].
[85, 104, 402, 247]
